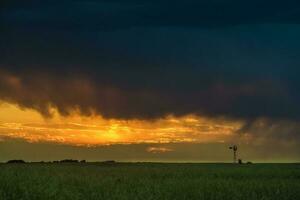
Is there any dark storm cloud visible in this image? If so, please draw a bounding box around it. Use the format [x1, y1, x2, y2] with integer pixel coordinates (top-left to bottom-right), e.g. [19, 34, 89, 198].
[1, 0, 300, 120]
[2, 0, 300, 31]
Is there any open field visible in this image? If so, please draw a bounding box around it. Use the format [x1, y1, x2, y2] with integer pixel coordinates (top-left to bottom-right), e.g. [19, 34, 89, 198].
[0, 163, 299, 200]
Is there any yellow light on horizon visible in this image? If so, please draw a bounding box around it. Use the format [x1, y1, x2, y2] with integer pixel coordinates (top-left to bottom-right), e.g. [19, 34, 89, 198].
[0, 101, 243, 146]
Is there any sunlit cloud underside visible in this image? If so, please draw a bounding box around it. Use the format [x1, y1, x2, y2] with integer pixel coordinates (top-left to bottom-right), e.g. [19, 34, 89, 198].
[0, 102, 242, 146]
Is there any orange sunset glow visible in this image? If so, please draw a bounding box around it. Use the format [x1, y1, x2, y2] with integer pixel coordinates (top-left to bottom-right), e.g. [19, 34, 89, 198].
[0, 101, 242, 146]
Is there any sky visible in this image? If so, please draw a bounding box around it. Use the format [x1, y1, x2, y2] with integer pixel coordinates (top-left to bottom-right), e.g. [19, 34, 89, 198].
[1, 0, 300, 162]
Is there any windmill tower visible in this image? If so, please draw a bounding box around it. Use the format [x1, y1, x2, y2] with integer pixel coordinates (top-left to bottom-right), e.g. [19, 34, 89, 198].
[229, 145, 238, 164]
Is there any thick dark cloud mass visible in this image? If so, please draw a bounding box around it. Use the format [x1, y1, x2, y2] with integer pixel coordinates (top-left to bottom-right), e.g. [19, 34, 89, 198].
[1, 0, 300, 120]
[2, 0, 300, 31]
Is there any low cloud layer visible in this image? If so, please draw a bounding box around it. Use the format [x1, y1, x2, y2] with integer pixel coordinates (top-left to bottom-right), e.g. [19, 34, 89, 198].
[0, 67, 298, 120]
[237, 118, 300, 141]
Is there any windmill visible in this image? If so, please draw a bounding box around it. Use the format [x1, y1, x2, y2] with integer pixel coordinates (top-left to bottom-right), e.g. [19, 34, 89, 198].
[229, 145, 238, 164]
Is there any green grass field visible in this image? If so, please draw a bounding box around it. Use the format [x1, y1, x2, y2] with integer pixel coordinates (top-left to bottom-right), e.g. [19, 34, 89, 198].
[0, 163, 299, 200]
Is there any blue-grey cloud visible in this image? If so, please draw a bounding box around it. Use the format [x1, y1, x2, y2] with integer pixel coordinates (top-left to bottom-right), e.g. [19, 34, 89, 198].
[1, 1, 300, 121]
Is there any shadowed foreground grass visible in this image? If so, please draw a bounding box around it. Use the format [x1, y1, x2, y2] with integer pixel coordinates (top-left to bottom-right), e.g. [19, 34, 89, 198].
[0, 163, 299, 200]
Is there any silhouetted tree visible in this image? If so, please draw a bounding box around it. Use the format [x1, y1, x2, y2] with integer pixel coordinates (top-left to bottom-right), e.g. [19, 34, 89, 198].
[7, 160, 26, 164]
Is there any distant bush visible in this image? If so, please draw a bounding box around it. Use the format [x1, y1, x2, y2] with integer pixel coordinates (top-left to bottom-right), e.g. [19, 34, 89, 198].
[59, 159, 79, 163]
[7, 160, 26, 164]
[80, 160, 86, 163]
[247, 161, 253, 164]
